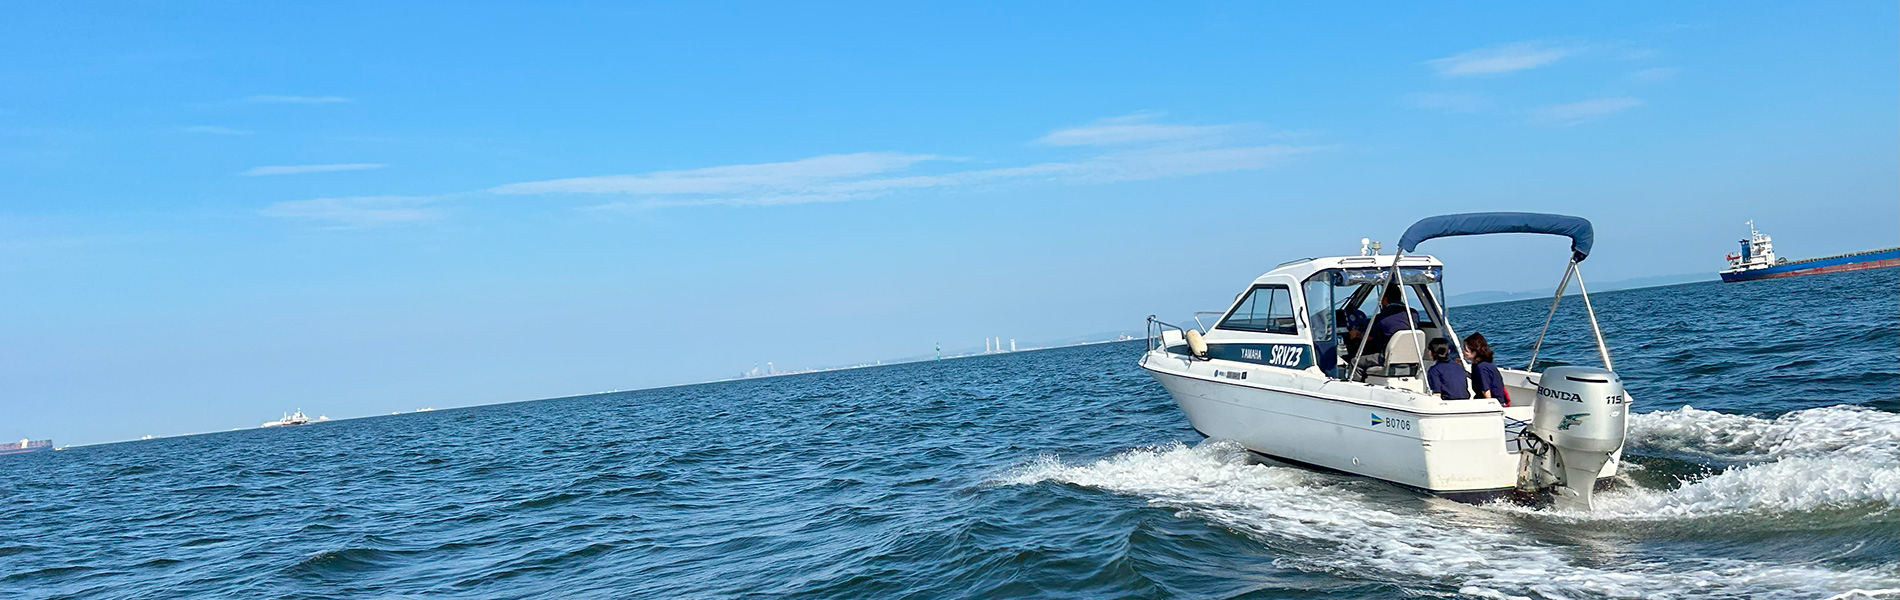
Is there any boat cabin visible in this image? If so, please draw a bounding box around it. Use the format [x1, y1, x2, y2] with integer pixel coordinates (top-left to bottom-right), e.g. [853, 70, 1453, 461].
[1200, 254, 1458, 392]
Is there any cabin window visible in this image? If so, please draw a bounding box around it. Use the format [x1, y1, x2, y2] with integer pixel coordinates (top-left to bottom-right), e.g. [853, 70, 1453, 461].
[1304, 276, 1338, 377]
[1219, 285, 1298, 335]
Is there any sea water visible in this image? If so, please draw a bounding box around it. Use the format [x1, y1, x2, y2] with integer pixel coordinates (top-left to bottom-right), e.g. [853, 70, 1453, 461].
[2, 269, 1895, 599]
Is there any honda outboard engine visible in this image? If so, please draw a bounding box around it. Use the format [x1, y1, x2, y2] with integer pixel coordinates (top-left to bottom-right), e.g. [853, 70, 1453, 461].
[1518, 366, 1629, 510]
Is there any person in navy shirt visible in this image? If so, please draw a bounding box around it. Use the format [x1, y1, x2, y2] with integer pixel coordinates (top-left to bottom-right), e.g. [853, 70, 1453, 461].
[1353, 285, 1420, 373]
[1364, 285, 1415, 354]
[1426, 338, 1470, 399]
[1463, 333, 1510, 405]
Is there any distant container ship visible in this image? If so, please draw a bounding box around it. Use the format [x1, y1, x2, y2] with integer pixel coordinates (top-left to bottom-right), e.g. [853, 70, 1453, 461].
[261, 410, 313, 428]
[0, 439, 53, 456]
[1720, 221, 1900, 283]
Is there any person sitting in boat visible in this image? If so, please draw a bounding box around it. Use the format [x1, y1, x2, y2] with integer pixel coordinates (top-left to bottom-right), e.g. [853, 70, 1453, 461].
[1337, 306, 1369, 335]
[1340, 325, 1366, 365]
[1426, 338, 1471, 399]
[1353, 284, 1420, 372]
[1463, 333, 1510, 405]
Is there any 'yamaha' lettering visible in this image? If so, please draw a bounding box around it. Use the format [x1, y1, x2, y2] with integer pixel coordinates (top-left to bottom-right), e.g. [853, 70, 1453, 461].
[1215, 344, 1310, 369]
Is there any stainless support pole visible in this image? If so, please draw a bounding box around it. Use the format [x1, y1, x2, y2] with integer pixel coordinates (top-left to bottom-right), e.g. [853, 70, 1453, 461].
[1573, 266, 1614, 371]
[1392, 253, 1425, 363]
[1427, 282, 1462, 363]
[1347, 267, 1392, 381]
[1526, 261, 1576, 371]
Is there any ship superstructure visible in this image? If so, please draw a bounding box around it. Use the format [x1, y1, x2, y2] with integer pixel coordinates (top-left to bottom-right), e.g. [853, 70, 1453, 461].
[261, 410, 312, 428]
[1720, 221, 1899, 283]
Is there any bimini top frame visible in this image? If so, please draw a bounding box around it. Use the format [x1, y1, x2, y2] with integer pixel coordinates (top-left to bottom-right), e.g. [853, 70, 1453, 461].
[1395, 212, 1613, 372]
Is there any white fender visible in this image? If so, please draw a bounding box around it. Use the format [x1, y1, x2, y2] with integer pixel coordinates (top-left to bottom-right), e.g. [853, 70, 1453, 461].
[1184, 329, 1208, 358]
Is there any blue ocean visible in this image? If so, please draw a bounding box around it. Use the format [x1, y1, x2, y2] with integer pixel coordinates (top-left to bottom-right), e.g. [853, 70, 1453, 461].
[3, 269, 1896, 599]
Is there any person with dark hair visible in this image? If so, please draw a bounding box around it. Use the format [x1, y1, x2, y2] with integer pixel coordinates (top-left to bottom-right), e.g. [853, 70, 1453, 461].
[1353, 284, 1420, 373]
[1365, 284, 1412, 352]
[1426, 338, 1470, 399]
[1464, 333, 1509, 405]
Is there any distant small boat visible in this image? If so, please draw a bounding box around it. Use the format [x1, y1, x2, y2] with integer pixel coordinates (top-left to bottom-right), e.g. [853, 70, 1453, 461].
[261, 410, 312, 428]
[1721, 221, 1900, 282]
[0, 438, 53, 456]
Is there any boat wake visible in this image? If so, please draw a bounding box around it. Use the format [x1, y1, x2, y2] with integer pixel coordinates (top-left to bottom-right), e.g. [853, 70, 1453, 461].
[1001, 404, 1900, 599]
[1627, 404, 1900, 463]
[1579, 405, 1900, 519]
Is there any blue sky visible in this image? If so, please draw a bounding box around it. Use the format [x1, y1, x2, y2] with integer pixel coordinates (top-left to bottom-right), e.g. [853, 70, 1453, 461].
[3, 3, 1895, 445]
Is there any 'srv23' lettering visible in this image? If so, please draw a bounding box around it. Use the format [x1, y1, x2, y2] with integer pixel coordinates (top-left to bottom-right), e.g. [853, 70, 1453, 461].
[1223, 344, 1309, 369]
[1268, 345, 1302, 368]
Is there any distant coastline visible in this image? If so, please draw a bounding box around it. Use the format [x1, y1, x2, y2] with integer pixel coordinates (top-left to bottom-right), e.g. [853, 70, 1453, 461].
[1445, 272, 1715, 307]
[47, 274, 1722, 448]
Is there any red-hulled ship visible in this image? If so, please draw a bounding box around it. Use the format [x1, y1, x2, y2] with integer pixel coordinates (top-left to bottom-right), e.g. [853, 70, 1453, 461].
[0, 439, 53, 456]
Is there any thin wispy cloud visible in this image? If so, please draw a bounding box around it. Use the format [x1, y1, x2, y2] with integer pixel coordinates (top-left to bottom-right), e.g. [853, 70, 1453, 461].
[494, 116, 1318, 209]
[243, 95, 351, 104]
[1630, 67, 1680, 83]
[1532, 97, 1643, 125]
[267, 115, 1320, 225]
[491, 153, 946, 196]
[260, 195, 439, 228]
[181, 125, 253, 136]
[597, 145, 1314, 209]
[1428, 42, 1577, 76]
[1401, 92, 1493, 114]
[242, 163, 386, 176]
[1033, 112, 1233, 147]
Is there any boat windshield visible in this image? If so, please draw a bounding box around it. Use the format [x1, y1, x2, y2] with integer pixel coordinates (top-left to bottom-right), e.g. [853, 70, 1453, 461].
[1305, 267, 1454, 380]
[1333, 266, 1440, 286]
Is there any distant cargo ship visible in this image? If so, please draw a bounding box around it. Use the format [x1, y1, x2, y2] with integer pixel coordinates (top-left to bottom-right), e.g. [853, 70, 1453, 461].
[1720, 221, 1900, 283]
[0, 439, 53, 456]
[261, 410, 313, 428]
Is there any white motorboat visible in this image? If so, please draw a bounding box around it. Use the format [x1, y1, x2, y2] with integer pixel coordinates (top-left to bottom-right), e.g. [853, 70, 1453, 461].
[1140, 213, 1630, 510]
[261, 410, 312, 428]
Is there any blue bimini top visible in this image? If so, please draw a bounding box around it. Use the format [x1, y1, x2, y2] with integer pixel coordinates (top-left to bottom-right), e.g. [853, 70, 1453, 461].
[1397, 212, 1595, 262]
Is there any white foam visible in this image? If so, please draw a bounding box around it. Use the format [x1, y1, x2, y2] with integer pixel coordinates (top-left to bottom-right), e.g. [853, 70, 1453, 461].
[1628, 405, 1900, 462]
[1003, 439, 1898, 599]
[1585, 455, 1900, 518]
[1559, 405, 1900, 519]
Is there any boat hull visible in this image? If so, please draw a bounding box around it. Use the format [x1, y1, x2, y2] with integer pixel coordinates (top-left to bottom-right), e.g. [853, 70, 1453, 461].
[1140, 351, 1619, 501]
[0, 443, 53, 456]
[1721, 247, 1900, 282]
[1142, 358, 1519, 495]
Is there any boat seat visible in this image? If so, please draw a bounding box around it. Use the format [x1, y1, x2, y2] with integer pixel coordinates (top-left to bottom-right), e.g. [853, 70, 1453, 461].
[1366, 330, 1426, 378]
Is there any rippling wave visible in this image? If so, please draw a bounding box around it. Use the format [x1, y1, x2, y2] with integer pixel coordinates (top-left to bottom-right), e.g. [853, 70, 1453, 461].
[0, 269, 1894, 599]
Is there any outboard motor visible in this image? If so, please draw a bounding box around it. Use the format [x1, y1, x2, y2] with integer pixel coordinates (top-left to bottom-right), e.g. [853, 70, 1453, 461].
[1518, 366, 1629, 510]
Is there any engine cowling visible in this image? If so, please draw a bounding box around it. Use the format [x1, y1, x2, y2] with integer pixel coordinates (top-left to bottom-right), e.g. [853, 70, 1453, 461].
[1520, 366, 1629, 510]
